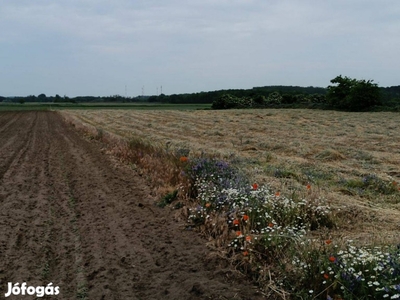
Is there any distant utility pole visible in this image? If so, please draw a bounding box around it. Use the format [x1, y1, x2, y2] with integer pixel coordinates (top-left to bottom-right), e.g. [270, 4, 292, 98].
[156, 87, 158, 95]
[160, 85, 162, 94]
[142, 86, 144, 97]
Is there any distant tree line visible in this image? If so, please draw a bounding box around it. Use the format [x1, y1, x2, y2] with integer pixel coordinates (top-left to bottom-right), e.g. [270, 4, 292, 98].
[210, 77, 400, 112]
[1, 77, 400, 111]
[146, 85, 327, 105]
[146, 79, 400, 111]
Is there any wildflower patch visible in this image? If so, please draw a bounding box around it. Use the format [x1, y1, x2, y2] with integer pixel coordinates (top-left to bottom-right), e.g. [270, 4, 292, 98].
[183, 157, 400, 299]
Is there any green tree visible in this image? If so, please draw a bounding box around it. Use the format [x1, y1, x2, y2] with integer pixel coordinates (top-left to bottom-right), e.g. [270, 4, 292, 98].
[37, 93, 47, 101]
[54, 94, 62, 102]
[327, 75, 381, 111]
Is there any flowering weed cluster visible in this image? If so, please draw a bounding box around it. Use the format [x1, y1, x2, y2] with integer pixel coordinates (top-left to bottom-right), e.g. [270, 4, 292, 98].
[290, 240, 400, 299]
[182, 157, 400, 299]
[184, 158, 339, 292]
[326, 242, 400, 299]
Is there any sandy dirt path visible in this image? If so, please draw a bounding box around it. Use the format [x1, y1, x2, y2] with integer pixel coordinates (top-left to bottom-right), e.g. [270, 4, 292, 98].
[0, 111, 263, 299]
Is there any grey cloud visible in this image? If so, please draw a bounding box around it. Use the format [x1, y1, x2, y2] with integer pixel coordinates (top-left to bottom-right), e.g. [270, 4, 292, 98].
[1, 0, 399, 96]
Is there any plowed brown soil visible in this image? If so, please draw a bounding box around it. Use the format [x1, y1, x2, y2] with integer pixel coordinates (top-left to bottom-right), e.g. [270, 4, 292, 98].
[0, 112, 263, 300]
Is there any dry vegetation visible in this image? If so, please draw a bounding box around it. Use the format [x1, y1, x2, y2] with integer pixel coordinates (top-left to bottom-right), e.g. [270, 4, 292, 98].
[59, 108, 400, 298]
[62, 108, 400, 244]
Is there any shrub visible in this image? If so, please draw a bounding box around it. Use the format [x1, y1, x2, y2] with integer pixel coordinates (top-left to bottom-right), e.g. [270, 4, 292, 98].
[327, 75, 382, 111]
[266, 92, 282, 105]
[211, 94, 254, 109]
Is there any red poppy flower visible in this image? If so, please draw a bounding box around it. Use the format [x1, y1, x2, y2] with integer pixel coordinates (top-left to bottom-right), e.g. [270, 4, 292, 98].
[252, 183, 258, 190]
[233, 219, 240, 226]
[246, 236, 251, 242]
[180, 156, 188, 162]
[329, 256, 336, 263]
[325, 239, 332, 245]
[323, 273, 329, 279]
[242, 215, 249, 221]
[306, 184, 311, 190]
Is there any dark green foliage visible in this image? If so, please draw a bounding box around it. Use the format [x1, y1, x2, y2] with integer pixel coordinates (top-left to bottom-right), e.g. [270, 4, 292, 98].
[281, 94, 297, 104]
[211, 90, 329, 110]
[253, 94, 266, 105]
[154, 85, 329, 105]
[327, 75, 382, 111]
[308, 93, 327, 104]
[211, 94, 254, 109]
[381, 85, 400, 108]
[265, 92, 282, 105]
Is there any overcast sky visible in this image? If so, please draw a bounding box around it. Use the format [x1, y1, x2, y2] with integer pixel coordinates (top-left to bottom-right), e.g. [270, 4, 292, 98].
[1, 0, 399, 97]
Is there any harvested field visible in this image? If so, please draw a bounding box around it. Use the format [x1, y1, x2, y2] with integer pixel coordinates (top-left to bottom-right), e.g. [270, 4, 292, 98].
[0, 111, 263, 299]
[63, 109, 400, 244]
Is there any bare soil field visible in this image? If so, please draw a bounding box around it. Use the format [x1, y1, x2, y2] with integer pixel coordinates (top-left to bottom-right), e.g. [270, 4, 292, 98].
[0, 111, 263, 299]
[64, 109, 400, 244]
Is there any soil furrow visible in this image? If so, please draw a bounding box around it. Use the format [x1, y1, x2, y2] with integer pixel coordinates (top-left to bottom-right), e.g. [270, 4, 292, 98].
[0, 112, 19, 133]
[0, 113, 37, 182]
[0, 111, 263, 300]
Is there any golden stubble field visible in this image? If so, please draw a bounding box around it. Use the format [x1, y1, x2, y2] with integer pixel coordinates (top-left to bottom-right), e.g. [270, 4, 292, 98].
[62, 108, 400, 244]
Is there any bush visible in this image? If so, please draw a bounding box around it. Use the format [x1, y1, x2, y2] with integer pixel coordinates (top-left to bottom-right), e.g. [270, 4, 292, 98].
[327, 75, 382, 111]
[211, 94, 254, 109]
